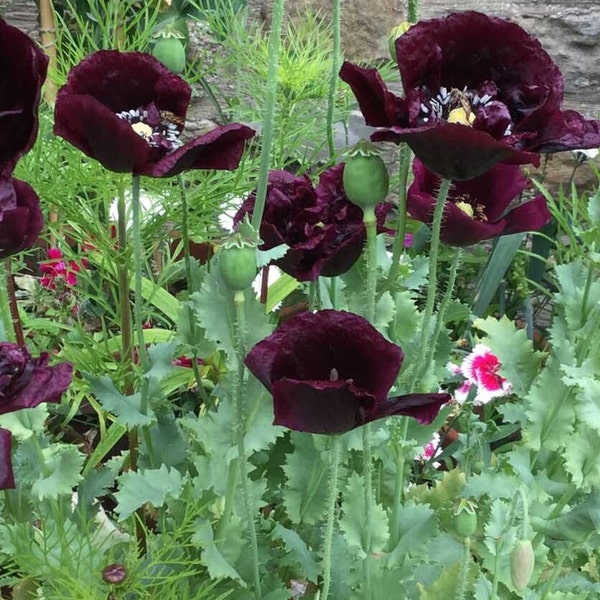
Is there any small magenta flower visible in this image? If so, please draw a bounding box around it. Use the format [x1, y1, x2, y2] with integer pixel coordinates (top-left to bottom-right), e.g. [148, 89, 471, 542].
[54, 51, 255, 177]
[448, 344, 512, 405]
[40, 247, 85, 289]
[0, 343, 73, 489]
[0, 18, 48, 176]
[416, 431, 442, 467]
[407, 159, 551, 246]
[340, 11, 600, 180]
[245, 310, 450, 434]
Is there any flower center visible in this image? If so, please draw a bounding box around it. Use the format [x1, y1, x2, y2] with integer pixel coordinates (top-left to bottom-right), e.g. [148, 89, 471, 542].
[116, 104, 184, 151]
[453, 193, 488, 222]
[419, 86, 491, 125]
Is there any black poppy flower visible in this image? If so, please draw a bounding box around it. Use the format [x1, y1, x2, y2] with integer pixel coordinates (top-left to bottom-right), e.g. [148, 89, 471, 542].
[54, 51, 255, 177]
[0, 18, 48, 177]
[0, 177, 44, 258]
[245, 310, 450, 434]
[340, 11, 600, 180]
[407, 159, 550, 246]
[0, 343, 73, 489]
[233, 165, 391, 281]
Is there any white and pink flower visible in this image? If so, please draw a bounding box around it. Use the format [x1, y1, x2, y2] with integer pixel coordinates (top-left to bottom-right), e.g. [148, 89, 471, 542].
[415, 431, 442, 467]
[448, 344, 513, 406]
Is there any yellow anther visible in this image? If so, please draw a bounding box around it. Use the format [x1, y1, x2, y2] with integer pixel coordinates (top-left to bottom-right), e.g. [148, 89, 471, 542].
[447, 107, 476, 126]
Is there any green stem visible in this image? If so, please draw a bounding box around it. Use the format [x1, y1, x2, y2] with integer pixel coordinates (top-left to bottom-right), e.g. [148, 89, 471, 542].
[251, 0, 285, 231]
[0, 261, 18, 344]
[364, 207, 377, 321]
[407, 0, 419, 23]
[116, 181, 134, 395]
[388, 429, 408, 548]
[424, 247, 462, 367]
[410, 178, 451, 389]
[456, 535, 471, 600]
[386, 143, 411, 289]
[216, 458, 240, 543]
[320, 435, 341, 600]
[233, 290, 262, 598]
[326, 0, 342, 159]
[540, 541, 582, 600]
[177, 175, 211, 408]
[490, 539, 502, 600]
[131, 175, 148, 370]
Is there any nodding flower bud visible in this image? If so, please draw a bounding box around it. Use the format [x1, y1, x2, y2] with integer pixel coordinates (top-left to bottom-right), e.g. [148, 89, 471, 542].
[388, 21, 411, 62]
[510, 539, 535, 591]
[102, 563, 127, 585]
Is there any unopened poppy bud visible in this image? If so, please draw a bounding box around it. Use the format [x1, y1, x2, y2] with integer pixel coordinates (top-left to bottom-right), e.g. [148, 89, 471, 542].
[510, 539, 535, 591]
[343, 142, 389, 211]
[453, 499, 478, 538]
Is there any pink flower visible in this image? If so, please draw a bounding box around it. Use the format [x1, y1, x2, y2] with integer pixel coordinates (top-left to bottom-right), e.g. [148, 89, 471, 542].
[416, 431, 442, 467]
[448, 344, 512, 405]
[40, 247, 84, 290]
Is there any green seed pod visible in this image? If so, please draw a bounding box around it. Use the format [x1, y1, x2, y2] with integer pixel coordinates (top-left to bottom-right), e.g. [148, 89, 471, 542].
[219, 245, 257, 291]
[510, 539, 535, 591]
[453, 499, 478, 538]
[152, 37, 186, 74]
[342, 145, 389, 210]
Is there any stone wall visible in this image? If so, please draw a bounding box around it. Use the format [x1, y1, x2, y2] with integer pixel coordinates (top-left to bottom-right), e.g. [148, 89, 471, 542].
[255, 1, 600, 120]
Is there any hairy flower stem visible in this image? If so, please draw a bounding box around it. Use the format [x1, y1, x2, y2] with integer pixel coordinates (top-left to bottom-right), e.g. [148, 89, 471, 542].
[116, 183, 134, 396]
[408, 0, 419, 23]
[411, 178, 451, 389]
[326, 0, 342, 159]
[131, 175, 148, 370]
[0, 260, 23, 345]
[425, 247, 463, 367]
[233, 290, 262, 598]
[251, 0, 285, 231]
[362, 206, 378, 600]
[456, 536, 472, 600]
[320, 435, 341, 599]
[177, 175, 211, 408]
[386, 144, 411, 290]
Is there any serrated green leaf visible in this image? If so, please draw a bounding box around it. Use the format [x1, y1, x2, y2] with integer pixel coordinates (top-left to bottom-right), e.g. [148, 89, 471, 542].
[0, 406, 48, 440]
[463, 471, 519, 500]
[563, 424, 600, 490]
[339, 472, 389, 556]
[177, 301, 217, 357]
[388, 502, 437, 563]
[444, 299, 471, 324]
[390, 290, 420, 348]
[88, 375, 154, 428]
[191, 519, 245, 585]
[563, 373, 600, 434]
[144, 341, 177, 382]
[257, 244, 289, 267]
[271, 524, 320, 583]
[114, 465, 184, 519]
[31, 444, 85, 500]
[283, 433, 329, 525]
[473, 316, 544, 396]
[374, 291, 395, 330]
[418, 560, 477, 600]
[523, 356, 575, 452]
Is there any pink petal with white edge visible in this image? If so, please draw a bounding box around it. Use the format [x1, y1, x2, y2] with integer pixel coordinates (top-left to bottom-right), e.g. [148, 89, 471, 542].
[460, 344, 513, 405]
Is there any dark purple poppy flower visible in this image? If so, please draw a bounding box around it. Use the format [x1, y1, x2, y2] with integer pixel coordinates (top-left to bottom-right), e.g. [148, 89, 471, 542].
[0, 428, 14, 489]
[340, 11, 600, 181]
[407, 159, 550, 246]
[233, 165, 391, 281]
[245, 310, 450, 434]
[54, 51, 255, 177]
[0, 18, 48, 177]
[0, 178, 44, 258]
[0, 343, 72, 490]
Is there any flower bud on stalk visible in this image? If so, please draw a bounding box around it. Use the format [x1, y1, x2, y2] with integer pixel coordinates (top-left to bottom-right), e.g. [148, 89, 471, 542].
[510, 539, 535, 591]
[388, 21, 411, 62]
